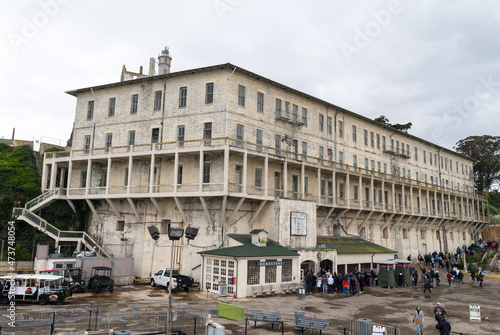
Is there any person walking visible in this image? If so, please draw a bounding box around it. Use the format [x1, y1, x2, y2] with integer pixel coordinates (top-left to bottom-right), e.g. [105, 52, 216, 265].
[322, 274, 328, 294]
[433, 302, 447, 323]
[477, 271, 484, 287]
[412, 305, 424, 335]
[327, 274, 334, 293]
[423, 275, 432, 294]
[447, 272, 453, 287]
[342, 277, 350, 297]
[413, 270, 419, 288]
[435, 316, 451, 335]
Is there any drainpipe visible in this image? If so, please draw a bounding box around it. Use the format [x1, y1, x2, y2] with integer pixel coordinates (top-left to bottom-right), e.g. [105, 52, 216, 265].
[225, 67, 237, 138]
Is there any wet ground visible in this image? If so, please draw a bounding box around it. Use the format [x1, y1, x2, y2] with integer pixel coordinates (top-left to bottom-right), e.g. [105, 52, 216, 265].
[54, 268, 500, 335]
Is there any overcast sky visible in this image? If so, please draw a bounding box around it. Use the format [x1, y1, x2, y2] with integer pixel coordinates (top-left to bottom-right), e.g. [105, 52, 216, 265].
[1, 0, 499, 150]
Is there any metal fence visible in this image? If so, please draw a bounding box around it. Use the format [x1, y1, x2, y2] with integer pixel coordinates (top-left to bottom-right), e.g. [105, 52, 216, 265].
[0, 302, 400, 335]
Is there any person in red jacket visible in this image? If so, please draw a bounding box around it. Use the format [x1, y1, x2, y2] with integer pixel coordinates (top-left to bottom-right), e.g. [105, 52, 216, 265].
[447, 272, 454, 287]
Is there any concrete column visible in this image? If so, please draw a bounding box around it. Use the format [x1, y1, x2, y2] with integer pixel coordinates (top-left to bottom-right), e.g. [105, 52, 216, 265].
[41, 160, 49, 191]
[382, 181, 385, 210]
[127, 156, 133, 194]
[301, 163, 305, 199]
[106, 157, 112, 194]
[85, 159, 92, 195]
[243, 151, 247, 194]
[392, 182, 396, 212]
[358, 175, 362, 206]
[149, 154, 156, 194]
[49, 162, 58, 190]
[317, 168, 321, 202]
[199, 150, 204, 192]
[346, 174, 350, 207]
[283, 160, 288, 198]
[371, 177, 375, 210]
[264, 156, 269, 197]
[418, 188, 422, 214]
[67, 160, 73, 192]
[60, 167, 66, 189]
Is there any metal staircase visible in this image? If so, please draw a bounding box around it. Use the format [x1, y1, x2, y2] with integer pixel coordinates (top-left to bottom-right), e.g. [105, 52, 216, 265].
[13, 191, 110, 258]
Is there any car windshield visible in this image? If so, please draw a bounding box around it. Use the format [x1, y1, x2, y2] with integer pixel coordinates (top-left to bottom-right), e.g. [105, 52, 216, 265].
[165, 270, 179, 276]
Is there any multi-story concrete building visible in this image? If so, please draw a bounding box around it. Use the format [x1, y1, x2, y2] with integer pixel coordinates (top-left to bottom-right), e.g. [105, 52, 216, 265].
[16, 49, 489, 290]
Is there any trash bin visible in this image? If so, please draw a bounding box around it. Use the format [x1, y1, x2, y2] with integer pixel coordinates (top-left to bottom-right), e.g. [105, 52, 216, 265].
[294, 310, 305, 330]
[114, 331, 132, 335]
[206, 322, 225, 335]
[219, 283, 227, 297]
[358, 318, 372, 335]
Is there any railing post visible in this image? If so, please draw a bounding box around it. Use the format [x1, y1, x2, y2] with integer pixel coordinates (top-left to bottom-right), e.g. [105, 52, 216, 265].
[51, 312, 55, 334]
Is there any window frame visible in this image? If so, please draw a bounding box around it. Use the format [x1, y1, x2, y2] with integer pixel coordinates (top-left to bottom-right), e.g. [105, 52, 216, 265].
[131, 94, 138, 114]
[205, 83, 214, 104]
[108, 97, 115, 117]
[238, 85, 245, 107]
[179, 87, 187, 107]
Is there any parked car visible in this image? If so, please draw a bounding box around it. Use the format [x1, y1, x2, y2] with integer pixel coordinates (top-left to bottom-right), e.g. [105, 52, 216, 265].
[87, 267, 114, 293]
[0, 274, 72, 305]
[150, 269, 194, 291]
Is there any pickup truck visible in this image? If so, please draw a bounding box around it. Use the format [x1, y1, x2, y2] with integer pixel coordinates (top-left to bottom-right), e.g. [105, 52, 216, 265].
[150, 269, 194, 291]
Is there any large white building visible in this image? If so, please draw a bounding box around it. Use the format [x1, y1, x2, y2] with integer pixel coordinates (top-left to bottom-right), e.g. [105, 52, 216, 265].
[16, 49, 489, 295]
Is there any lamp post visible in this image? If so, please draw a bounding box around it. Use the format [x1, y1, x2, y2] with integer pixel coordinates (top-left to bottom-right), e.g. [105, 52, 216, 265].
[148, 225, 198, 335]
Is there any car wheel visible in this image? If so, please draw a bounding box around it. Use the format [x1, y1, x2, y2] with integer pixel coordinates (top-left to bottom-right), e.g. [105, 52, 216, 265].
[184, 287, 189, 292]
[150, 279, 156, 287]
[39, 297, 47, 305]
[95, 285, 102, 294]
[109, 283, 114, 293]
[81, 287, 86, 293]
[0, 296, 9, 304]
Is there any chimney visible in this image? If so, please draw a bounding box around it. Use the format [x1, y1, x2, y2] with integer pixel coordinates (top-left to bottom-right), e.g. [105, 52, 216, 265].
[149, 57, 156, 76]
[158, 47, 172, 75]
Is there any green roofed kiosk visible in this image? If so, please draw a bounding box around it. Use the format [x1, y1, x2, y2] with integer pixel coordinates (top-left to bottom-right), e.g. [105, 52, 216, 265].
[394, 259, 412, 286]
[377, 260, 396, 289]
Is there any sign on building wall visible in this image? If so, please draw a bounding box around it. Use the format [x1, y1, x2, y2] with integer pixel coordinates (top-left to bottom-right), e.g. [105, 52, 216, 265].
[290, 212, 307, 235]
[258, 261, 284, 267]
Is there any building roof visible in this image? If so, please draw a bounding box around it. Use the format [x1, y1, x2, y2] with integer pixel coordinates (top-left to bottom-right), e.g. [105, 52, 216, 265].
[65, 62, 473, 160]
[249, 229, 266, 234]
[199, 234, 299, 258]
[316, 236, 396, 254]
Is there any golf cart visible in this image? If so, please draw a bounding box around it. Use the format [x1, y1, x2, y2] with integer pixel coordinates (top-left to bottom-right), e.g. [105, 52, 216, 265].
[64, 267, 86, 293]
[0, 274, 72, 305]
[87, 267, 114, 293]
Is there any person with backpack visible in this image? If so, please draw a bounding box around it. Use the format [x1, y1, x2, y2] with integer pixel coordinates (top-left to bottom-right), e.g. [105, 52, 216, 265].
[412, 305, 424, 335]
[436, 316, 451, 334]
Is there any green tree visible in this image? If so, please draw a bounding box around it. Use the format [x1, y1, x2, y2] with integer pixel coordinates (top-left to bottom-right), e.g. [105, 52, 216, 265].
[454, 135, 500, 192]
[374, 115, 412, 133]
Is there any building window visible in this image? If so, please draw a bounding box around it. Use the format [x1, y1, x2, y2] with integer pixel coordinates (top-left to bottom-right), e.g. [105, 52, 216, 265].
[203, 163, 210, 183]
[275, 99, 282, 118]
[84, 135, 91, 151]
[151, 128, 160, 143]
[376, 134, 380, 149]
[353, 185, 359, 201]
[406, 144, 409, 156]
[205, 83, 214, 104]
[383, 228, 388, 239]
[116, 220, 125, 232]
[403, 228, 408, 239]
[423, 150, 427, 164]
[179, 87, 187, 107]
[319, 114, 324, 131]
[364, 158, 369, 170]
[236, 124, 244, 145]
[238, 85, 245, 107]
[364, 129, 368, 146]
[87, 101, 94, 120]
[302, 142, 307, 156]
[108, 98, 115, 117]
[302, 108, 308, 125]
[124, 167, 128, 186]
[105, 133, 112, 148]
[339, 183, 345, 198]
[265, 259, 277, 283]
[319, 146, 324, 159]
[256, 129, 263, 151]
[131, 94, 138, 114]
[320, 180, 326, 196]
[257, 92, 264, 113]
[327, 117, 332, 134]
[304, 176, 308, 194]
[177, 165, 183, 184]
[128, 131, 135, 146]
[370, 132, 374, 147]
[274, 172, 281, 196]
[353, 155, 357, 167]
[352, 125, 357, 142]
[382, 136, 386, 150]
[414, 147, 418, 160]
[255, 168, 263, 188]
[391, 139, 394, 151]
[275, 134, 281, 155]
[154, 90, 162, 111]
[420, 229, 426, 239]
[282, 259, 292, 282]
[177, 125, 185, 146]
[80, 170, 87, 187]
[292, 175, 298, 198]
[285, 101, 290, 118]
[292, 104, 298, 121]
[204, 122, 212, 140]
[338, 120, 343, 137]
[247, 260, 260, 285]
[338, 151, 344, 164]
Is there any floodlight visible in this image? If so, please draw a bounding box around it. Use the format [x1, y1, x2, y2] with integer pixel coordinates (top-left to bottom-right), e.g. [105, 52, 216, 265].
[148, 226, 160, 241]
[168, 228, 184, 241]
